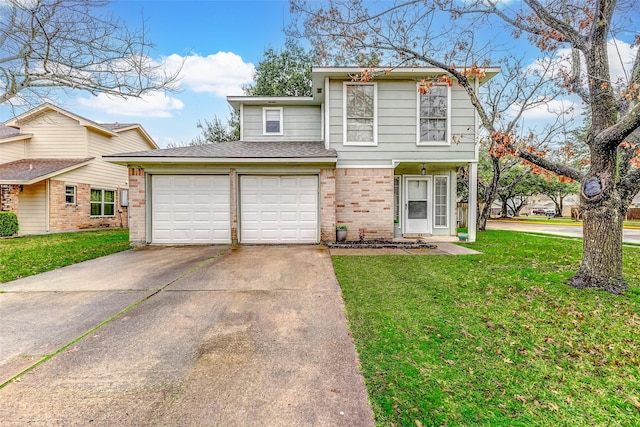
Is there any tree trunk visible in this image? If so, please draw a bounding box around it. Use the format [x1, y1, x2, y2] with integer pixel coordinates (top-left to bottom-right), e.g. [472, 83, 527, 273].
[477, 201, 492, 231]
[569, 195, 628, 294]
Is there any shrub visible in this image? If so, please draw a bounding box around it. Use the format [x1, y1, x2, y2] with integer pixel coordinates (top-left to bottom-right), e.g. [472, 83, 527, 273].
[0, 211, 19, 236]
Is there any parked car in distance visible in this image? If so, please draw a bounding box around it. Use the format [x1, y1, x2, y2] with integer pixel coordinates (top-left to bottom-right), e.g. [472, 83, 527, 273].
[532, 208, 556, 216]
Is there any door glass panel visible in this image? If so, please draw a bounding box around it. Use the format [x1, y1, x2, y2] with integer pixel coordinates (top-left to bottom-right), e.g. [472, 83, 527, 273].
[407, 180, 427, 200]
[408, 201, 428, 219]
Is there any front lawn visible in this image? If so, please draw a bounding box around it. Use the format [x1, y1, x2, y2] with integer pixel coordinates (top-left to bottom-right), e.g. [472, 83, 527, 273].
[333, 230, 640, 426]
[0, 229, 131, 283]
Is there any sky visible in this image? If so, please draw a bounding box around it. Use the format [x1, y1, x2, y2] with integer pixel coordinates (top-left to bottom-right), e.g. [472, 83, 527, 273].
[2, 0, 294, 148]
[0, 0, 638, 148]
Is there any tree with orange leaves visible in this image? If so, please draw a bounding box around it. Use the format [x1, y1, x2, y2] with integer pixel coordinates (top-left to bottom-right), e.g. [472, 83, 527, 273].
[291, 0, 640, 294]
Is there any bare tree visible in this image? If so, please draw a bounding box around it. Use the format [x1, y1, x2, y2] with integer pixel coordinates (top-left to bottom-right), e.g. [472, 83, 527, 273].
[291, 0, 640, 293]
[0, 0, 179, 106]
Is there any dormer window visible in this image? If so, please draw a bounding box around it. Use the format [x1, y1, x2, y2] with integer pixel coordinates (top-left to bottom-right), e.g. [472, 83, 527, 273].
[417, 84, 450, 145]
[263, 107, 283, 135]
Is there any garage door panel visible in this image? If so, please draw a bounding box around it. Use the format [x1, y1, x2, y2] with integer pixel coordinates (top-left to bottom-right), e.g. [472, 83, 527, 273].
[240, 175, 318, 244]
[152, 175, 230, 244]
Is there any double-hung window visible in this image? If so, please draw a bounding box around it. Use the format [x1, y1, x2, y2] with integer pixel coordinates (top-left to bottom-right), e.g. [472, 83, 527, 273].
[344, 82, 377, 145]
[263, 107, 283, 135]
[91, 189, 115, 216]
[418, 85, 450, 145]
[65, 185, 76, 205]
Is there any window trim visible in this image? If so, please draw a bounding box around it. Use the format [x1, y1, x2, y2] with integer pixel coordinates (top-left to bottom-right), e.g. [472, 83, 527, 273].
[343, 82, 378, 146]
[90, 188, 116, 217]
[262, 107, 283, 136]
[433, 175, 449, 228]
[416, 83, 451, 146]
[65, 185, 76, 205]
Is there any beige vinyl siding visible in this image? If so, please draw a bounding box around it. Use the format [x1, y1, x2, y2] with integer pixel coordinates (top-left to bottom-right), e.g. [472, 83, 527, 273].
[18, 180, 47, 234]
[21, 112, 88, 158]
[242, 105, 322, 141]
[0, 140, 27, 163]
[61, 129, 151, 189]
[328, 79, 477, 164]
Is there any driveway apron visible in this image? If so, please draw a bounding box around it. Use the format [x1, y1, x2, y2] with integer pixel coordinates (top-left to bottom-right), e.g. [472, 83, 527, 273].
[0, 245, 374, 426]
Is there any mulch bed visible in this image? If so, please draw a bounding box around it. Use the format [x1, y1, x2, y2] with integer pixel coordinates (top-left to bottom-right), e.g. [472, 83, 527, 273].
[326, 240, 437, 249]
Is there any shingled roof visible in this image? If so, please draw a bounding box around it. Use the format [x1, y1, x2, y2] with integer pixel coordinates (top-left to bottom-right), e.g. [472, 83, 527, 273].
[0, 158, 93, 184]
[107, 140, 337, 160]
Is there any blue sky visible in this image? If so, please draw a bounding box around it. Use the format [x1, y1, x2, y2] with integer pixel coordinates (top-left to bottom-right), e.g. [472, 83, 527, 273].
[0, 1, 637, 148]
[2, 0, 294, 148]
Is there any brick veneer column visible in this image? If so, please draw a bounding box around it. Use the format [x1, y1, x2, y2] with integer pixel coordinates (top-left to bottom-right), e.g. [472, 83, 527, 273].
[320, 169, 336, 241]
[128, 167, 147, 245]
[229, 168, 238, 244]
[1, 184, 20, 213]
[335, 168, 394, 241]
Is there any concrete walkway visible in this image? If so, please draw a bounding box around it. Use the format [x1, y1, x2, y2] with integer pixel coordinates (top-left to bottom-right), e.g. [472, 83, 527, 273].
[0, 246, 374, 426]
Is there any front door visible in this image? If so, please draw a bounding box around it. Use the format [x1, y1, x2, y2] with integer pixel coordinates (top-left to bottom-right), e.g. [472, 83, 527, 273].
[405, 177, 431, 234]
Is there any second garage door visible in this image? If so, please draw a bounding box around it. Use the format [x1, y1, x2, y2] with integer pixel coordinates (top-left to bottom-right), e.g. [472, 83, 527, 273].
[240, 175, 318, 244]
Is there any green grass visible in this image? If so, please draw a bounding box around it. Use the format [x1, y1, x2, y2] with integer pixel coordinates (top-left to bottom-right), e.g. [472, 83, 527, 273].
[0, 229, 131, 283]
[333, 230, 640, 426]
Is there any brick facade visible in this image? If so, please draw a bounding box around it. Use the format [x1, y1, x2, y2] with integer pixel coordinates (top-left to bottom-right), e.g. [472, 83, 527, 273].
[320, 168, 336, 241]
[128, 167, 147, 245]
[1, 184, 20, 213]
[229, 168, 238, 244]
[335, 168, 395, 241]
[48, 180, 127, 232]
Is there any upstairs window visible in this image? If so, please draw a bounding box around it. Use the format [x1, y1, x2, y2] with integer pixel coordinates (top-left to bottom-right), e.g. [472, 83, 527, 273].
[91, 189, 115, 216]
[418, 85, 449, 145]
[263, 107, 283, 135]
[344, 82, 377, 145]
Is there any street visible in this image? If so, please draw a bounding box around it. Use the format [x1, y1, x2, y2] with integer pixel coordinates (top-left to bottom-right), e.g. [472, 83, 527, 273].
[486, 220, 640, 244]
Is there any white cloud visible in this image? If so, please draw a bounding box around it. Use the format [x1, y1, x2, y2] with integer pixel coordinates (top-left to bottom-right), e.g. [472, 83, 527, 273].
[514, 98, 584, 121]
[164, 52, 255, 96]
[73, 51, 253, 119]
[76, 91, 184, 118]
[527, 38, 638, 86]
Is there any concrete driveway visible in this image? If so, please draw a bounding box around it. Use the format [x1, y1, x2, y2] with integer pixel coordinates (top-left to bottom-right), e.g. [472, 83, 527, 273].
[0, 245, 374, 426]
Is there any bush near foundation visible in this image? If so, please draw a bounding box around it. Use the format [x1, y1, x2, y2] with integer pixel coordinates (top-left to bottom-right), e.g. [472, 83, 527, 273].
[0, 211, 18, 236]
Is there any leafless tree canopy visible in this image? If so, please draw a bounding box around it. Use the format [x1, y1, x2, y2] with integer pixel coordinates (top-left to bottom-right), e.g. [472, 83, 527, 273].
[0, 0, 179, 105]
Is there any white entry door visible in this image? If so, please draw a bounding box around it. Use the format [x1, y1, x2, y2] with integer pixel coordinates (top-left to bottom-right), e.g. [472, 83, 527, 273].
[405, 177, 432, 234]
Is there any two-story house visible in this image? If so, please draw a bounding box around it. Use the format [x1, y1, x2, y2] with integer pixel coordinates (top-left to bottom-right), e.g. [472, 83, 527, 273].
[0, 103, 158, 234]
[105, 67, 498, 245]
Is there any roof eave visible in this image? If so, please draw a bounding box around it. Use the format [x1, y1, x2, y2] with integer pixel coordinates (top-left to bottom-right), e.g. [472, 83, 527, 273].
[103, 156, 338, 166]
[0, 159, 93, 185]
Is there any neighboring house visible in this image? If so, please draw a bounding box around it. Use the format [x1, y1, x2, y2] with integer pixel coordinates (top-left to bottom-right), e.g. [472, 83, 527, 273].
[0, 104, 158, 235]
[105, 67, 498, 245]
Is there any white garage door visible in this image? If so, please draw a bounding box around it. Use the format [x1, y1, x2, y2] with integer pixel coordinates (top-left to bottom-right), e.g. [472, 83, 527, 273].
[152, 175, 230, 244]
[241, 175, 318, 244]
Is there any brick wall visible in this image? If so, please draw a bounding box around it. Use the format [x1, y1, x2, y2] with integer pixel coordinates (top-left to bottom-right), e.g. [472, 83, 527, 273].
[128, 167, 146, 245]
[230, 168, 238, 244]
[1, 184, 20, 213]
[49, 180, 127, 232]
[335, 168, 394, 241]
[320, 168, 336, 241]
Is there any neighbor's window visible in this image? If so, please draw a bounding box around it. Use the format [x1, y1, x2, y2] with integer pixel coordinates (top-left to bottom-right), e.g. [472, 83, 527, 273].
[263, 107, 283, 135]
[91, 189, 115, 216]
[344, 82, 377, 145]
[434, 176, 449, 227]
[65, 185, 76, 204]
[418, 85, 449, 144]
